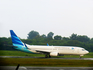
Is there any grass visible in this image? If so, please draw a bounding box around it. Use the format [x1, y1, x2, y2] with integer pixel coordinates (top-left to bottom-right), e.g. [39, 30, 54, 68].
[0, 58, 93, 67]
[0, 50, 45, 57]
[0, 50, 93, 58]
[0, 50, 93, 67]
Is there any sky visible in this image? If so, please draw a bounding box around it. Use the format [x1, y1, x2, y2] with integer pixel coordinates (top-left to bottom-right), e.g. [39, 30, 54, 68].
[0, 0, 93, 39]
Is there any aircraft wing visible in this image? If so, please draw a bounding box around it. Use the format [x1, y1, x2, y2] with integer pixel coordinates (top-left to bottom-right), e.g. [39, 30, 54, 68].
[28, 47, 51, 54]
[24, 44, 50, 54]
[36, 50, 50, 54]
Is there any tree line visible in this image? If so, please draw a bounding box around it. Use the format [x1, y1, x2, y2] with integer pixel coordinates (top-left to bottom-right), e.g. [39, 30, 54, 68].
[0, 30, 93, 52]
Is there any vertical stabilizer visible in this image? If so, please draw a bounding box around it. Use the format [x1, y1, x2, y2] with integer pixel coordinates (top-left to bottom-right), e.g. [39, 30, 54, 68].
[10, 30, 24, 46]
[10, 30, 33, 53]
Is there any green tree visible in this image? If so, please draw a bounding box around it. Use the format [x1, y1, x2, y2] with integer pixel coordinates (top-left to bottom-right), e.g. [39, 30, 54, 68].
[47, 32, 54, 38]
[27, 30, 39, 39]
[54, 35, 62, 40]
[89, 38, 93, 43]
[70, 33, 77, 40]
[77, 35, 90, 42]
[63, 37, 70, 41]
[41, 34, 47, 38]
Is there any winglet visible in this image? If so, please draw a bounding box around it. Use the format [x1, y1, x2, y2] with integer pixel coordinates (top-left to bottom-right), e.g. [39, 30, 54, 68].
[47, 43, 49, 46]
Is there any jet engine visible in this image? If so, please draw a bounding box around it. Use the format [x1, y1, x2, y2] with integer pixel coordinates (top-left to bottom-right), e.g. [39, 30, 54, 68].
[50, 52, 58, 56]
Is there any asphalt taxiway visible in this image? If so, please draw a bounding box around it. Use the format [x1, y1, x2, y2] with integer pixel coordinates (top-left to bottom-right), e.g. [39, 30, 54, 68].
[0, 56, 93, 60]
[0, 66, 93, 70]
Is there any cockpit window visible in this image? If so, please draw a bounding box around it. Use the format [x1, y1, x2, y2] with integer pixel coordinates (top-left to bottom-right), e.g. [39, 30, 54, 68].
[82, 49, 85, 51]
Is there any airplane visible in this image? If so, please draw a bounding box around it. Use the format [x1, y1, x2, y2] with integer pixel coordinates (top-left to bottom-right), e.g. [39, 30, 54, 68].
[10, 30, 89, 58]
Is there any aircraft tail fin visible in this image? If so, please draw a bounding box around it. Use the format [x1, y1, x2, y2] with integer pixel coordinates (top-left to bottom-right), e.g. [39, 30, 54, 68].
[10, 30, 24, 46]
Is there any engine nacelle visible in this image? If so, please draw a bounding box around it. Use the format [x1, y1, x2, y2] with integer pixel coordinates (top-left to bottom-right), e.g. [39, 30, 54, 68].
[50, 52, 58, 56]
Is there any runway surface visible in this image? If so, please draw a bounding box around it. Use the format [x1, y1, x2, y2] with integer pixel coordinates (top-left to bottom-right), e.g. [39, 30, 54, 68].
[0, 56, 93, 60]
[0, 66, 93, 70]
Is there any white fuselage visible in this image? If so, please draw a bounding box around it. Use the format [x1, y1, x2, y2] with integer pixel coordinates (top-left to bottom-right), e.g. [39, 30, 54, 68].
[26, 44, 89, 56]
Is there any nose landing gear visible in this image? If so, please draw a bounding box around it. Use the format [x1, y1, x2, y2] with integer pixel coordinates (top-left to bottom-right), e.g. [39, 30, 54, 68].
[45, 54, 51, 58]
[79, 55, 84, 59]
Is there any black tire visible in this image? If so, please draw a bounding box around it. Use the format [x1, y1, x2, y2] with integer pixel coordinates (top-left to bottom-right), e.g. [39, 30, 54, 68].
[45, 55, 48, 58]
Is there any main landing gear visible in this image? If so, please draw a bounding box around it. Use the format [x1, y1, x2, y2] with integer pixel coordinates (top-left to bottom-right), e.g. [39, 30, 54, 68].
[79, 55, 83, 59]
[79, 56, 81, 59]
[45, 54, 51, 58]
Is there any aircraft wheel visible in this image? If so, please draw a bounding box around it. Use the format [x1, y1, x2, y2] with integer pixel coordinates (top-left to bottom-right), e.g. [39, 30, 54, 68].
[45, 55, 48, 58]
[79, 56, 81, 59]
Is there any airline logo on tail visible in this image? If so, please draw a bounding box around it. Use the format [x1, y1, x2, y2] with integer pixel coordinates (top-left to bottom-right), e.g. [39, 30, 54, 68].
[10, 30, 24, 46]
[10, 30, 31, 53]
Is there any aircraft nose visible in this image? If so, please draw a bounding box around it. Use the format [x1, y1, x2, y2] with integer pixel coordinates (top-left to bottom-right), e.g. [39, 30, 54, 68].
[86, 51, 89, 54]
